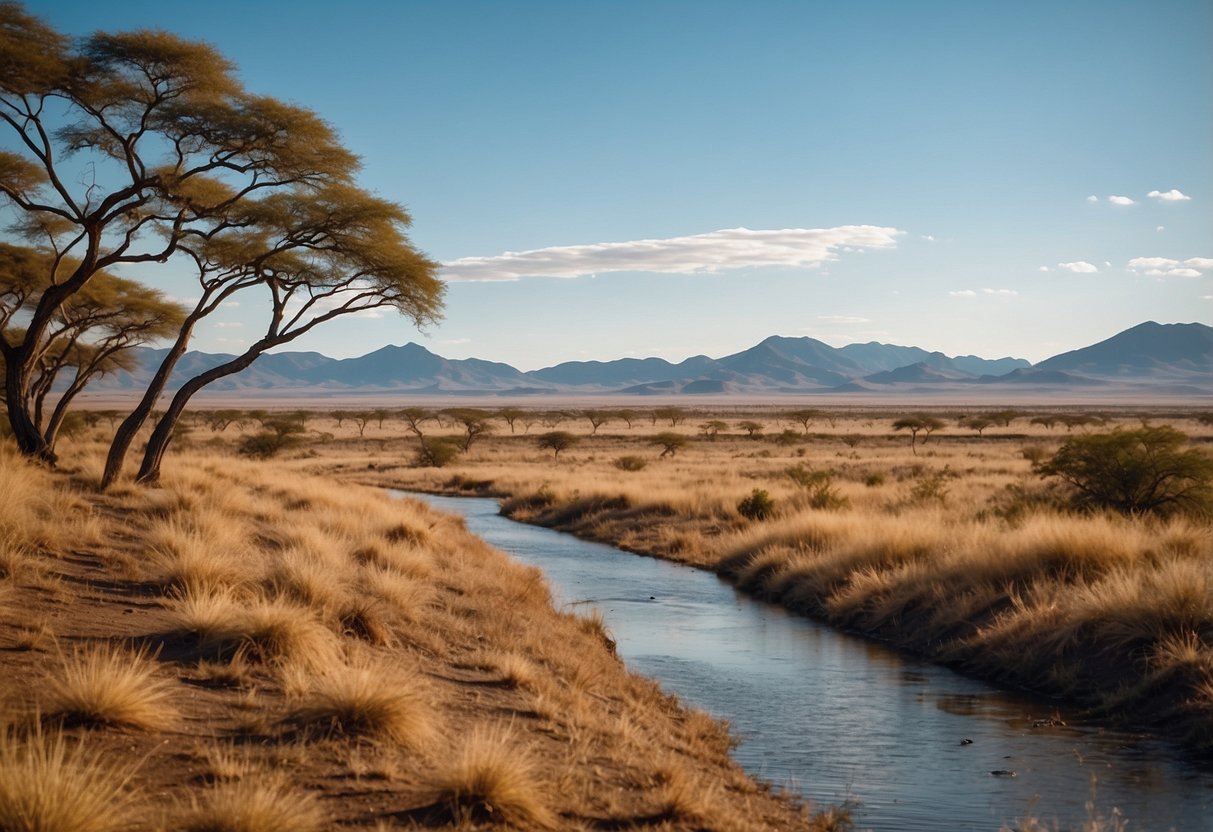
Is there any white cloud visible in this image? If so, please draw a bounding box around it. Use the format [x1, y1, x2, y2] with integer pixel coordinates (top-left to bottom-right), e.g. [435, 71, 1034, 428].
[1038, 266, 1050, 272]
[817, 315, 872, 324]
[1086, 195, 1099, 203]
[441, 225, 905, 281]
[982, 288, 1018, 296]
[949, 289, 977, 298]
[1108, 195, 1137, 206]
[214, 321, 243, 329]
[921, 234, 935, 242]
[1057, 261, 1099, 273]
[1127, 256, 1213, 278]
[1148, 189, 1191, 202]
[1203, 295, 1213, 301]
[1157, 226, 1166, 232]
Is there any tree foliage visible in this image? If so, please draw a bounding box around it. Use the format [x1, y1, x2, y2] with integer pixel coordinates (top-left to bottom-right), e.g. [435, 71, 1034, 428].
[0, 6, 444, 482]
[1036, 426, 1213, 518]
[537, 431, 578, 460]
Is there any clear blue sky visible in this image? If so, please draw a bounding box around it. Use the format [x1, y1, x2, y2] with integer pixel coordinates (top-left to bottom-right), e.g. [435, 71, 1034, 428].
[21, 0, 1213, 367]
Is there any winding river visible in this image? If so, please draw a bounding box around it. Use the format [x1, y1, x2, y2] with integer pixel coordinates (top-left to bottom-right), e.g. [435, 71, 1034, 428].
[402, 492, 1212, 832]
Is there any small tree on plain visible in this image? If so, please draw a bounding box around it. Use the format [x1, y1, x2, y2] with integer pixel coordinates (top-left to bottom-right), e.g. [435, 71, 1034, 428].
[537, 431, 578, 460]
[650, 432, 689, 458]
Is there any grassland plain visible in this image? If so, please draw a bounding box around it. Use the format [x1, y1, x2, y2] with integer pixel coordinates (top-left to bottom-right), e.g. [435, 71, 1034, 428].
[0, 438, 840, 831]
[262, 404, 1213, 757]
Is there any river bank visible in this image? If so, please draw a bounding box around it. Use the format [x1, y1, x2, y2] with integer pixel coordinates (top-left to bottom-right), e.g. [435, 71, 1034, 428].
[0, 442, 833, 830]
[331, 409, 1213, 759]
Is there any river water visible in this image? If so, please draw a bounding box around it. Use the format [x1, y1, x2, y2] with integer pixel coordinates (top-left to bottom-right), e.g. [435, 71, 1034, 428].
[402, 492, 1212, 831]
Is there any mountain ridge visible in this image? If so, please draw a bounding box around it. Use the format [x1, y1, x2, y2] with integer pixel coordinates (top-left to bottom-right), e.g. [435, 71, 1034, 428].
[93, 321, 1211, 396]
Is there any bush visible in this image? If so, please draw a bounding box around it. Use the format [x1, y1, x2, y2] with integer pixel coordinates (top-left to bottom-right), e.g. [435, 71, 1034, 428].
[1036, 426, 1213, 518]
[737, 489, 775, 521]
[613, 455, 648, 472]
[414, 438, 460, 468]
[238, 431, 299, 459]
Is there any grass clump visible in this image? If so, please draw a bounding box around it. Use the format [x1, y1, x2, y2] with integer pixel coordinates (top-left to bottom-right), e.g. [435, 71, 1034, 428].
[285, 662, 438, 748]
[175, 774, 325, 832]
[427, 725, 555, 829]
[0, 724, 141, 832]
[41, 642, 176, 731]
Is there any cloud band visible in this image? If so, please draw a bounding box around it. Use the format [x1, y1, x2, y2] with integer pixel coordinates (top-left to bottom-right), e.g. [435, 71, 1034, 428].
[441, 225, 905, 281]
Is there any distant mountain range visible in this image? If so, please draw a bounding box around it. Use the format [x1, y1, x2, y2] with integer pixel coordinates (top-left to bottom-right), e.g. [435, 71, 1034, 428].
[94, 321, 1213, 397]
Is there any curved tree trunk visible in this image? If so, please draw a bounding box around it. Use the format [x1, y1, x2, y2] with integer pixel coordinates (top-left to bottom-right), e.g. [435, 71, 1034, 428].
[101, 318, 199, 489]
[4, 354, 52, 462]
[135, 348, 265, 484]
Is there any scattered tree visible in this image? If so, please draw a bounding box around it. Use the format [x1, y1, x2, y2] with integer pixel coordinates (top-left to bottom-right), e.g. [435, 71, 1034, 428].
[650, 432, 689, 458]
[414, 436, 460, 468]
[654, 406, 687, 427]
[497, 407, 524, 434]
[1036, 426, 1213, 517]
[737, 420, 764, 439]
[445, 408, 492, 452]
[961, 417, 993, 436]
[785, 408, 822, 434]
[537, 431, 578, 460]
[698, 420, 728, 441]
[583, 410, 610, 434]
[892, 416, 945, 454]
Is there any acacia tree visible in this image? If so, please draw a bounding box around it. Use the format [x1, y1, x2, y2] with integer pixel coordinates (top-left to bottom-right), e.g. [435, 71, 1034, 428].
[537, 430, 578, 460]
[0, 6, 360, 462]
[0, 244, 184, 452]
[1037, 426, 1213, 517]
[113, 185, 442, 485]
[893, 415, 945, 454]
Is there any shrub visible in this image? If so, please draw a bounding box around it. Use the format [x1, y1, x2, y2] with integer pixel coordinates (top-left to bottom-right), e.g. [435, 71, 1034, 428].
[536, 431, 578, 460]
[414, 437, 460, 468]
[613, 455, 647, 472]
[1036, 426, 1213, 518]
[737, 489, 775, 521]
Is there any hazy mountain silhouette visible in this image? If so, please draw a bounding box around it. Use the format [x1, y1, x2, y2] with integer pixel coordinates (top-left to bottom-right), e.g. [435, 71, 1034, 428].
[99, 321, 1210, 396]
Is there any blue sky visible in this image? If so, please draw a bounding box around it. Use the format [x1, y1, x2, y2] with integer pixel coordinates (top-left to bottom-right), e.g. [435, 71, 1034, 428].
[20, 0, 1213, 368]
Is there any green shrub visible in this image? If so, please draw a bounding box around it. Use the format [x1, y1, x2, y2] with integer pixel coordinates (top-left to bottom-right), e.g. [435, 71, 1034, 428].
[737, 489, 775, 521]
[414, 437, 460, 468]
[1036, 426, 1213, 518]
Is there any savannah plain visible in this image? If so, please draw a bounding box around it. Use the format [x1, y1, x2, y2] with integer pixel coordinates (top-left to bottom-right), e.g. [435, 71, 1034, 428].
[4, 400, 1210, 830]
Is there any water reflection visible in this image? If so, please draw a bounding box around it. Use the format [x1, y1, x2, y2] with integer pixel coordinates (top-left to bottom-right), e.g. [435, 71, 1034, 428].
[401, 492, 1211, 832]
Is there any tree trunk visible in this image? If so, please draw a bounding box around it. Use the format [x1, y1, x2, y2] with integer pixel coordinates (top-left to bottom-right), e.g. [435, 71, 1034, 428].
[4, 355, 52, 462]
[101, 318, 199, 489]
[135, 349, 265, 484]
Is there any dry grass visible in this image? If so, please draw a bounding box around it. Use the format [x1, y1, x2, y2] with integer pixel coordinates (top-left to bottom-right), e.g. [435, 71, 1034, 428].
[426, 724, 556, 829]
[0, 723, 141, 832]
[174, 773, 326, 832]
[284, 660, 439, 748]
[40, 642, 177, 731]
[0, 432, 818, 829]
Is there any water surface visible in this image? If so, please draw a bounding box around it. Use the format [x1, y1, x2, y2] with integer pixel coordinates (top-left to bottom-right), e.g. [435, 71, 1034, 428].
[402, 492, 1211, 831]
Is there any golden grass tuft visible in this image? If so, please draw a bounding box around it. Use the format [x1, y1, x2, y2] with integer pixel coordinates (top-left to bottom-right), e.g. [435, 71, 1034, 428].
[285, 661, 439, 748]
[41, 642, 176, 731]
[0, 723, 142, 832]
[174, 773, 326, 832]
[427, 725, 555, 829]
[173, 588, 341, 671]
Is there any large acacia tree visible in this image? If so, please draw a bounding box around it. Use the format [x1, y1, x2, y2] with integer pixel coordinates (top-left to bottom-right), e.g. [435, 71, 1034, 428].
[0, 6, 443, 484]
[0, 4, 360, 461]
[108, 184, 441, 486]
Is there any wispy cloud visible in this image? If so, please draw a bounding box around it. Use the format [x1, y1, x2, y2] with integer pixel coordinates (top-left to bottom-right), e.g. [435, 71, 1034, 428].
[1127, 256, 1212, 278]
[982, 288, 1018, 296]
[1057, 261, 1099, 273]
[817, 315, 872, 324]
[1108, 195, 1136, 206]
[949, 289, 977, 298]
[441, 225, 905, 281]
[1148, 189, 1192, 202]
[1085, 195, 1099, 203]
